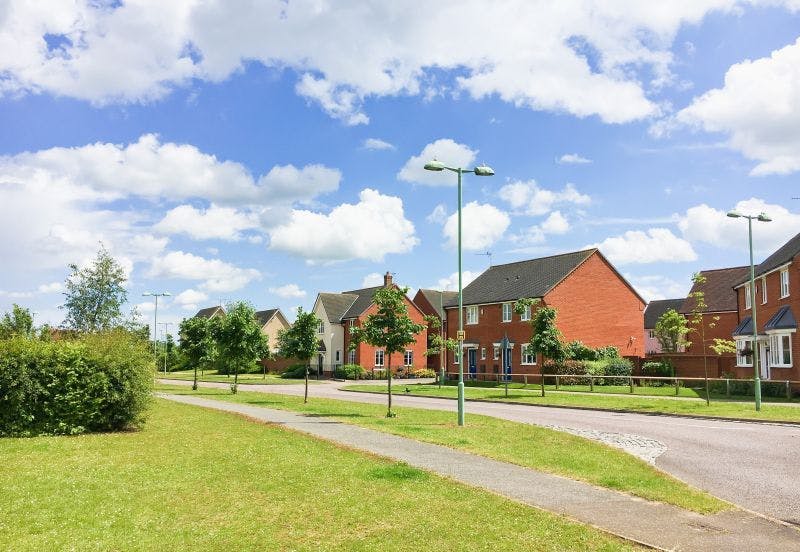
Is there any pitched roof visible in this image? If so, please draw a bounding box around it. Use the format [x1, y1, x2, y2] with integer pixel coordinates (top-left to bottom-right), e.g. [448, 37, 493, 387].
[764, 306, 797, 331]
[254, 308, 278, 327]
[318, 292, 358, 323]
[644, 299, 685, 328]
[417, 289, 459, 318]
[733, 315, 753, 336]
[341, 286, 383, 319]
[193, 306, 224, 319]
[680, 266, 749, 313]
[744, 231, 800, 282]
[442, 249, 596, 307]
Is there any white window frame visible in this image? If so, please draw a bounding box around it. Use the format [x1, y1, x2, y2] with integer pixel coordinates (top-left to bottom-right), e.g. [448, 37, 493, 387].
[492, 346, 500, 360]
[374, 350, 385, 367]
[762, 276, 767, 305]
[404, 350, 413, 366]
[521, 343, 536, 365]
[735, 338, 753, 367]
[480, 347, 486, 360]
[318, 321, 325, 334]
[348, 349, 356, 365]
[768, 332, 793, 368]
[520, 304, 531, 322]
[466, 305, 479, 325]
[745, 284, 752, 310]
[780, 269, 790, 298]
[501, 303, 512, 323]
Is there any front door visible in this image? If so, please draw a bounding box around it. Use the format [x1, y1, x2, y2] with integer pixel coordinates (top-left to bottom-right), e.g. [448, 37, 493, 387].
[317, 354, 324, 376]
[468, 349, 477, 380]
[760, 341, 770, 380]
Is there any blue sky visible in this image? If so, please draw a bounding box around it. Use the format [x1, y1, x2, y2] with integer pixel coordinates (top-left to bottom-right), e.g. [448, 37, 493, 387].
[1, 1, 799, 333]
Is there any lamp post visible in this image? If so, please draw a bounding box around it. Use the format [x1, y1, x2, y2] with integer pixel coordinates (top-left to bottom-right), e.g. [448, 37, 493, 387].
[424, 159, 495, 426]
[726, 210, 771, 411]
[159, 322, 173, 375]
[142, 291, 171, 357]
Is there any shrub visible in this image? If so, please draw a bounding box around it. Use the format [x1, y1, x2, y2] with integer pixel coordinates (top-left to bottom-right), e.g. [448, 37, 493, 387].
[334, 364, 367, 380]
[595, 346, 620, 360]
[601, 357, 633, 385]
[0, 330, 153, 437]
[709, 373, 793, 398]
[641, 361, 673, 386]
[542, 360, 589, 385]
[409, 368, 436, 378]
[281, 364, 309, 379]
[563, 341, 595, 361]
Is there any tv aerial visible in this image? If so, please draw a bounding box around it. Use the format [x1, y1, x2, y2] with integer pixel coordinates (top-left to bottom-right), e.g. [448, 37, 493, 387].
[475, 251, 493, 267]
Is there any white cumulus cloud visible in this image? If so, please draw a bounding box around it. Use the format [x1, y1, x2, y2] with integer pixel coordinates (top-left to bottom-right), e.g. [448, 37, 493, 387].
[557, 153, 592, 164]
[173, 288, 210, 312]
[154, 204, 260, 241]
[361, 272, 384, 287]
[362, 138, 396, 151]
[147, 251, 260, 292]
[499, 181, 590, 216]
[434, 270, 481, 292]
[592, 228, 697, 265]
[269, 284, 307, 299]
[443, 202, 510, 251]
[397, 139, 478, 186]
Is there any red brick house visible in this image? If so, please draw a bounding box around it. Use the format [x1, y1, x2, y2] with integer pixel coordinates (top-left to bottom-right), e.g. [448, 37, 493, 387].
[413, 289, 458, 370]
[732, 232, 800, 382]
[643, 298, 684, 354]
[312, 272, 428, 375]
[443, 248, 646, 376]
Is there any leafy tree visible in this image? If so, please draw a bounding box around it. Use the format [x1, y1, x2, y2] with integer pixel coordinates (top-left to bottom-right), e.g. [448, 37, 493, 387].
[349, 286, 425, 417]
[276, 307, 321, 403]
[654, 309, 690, 355]
[710, 338, 736, 356]
[61, 245, 128, 332]
[211, 302, 269, 394]
[516, 299, 565, 365]
[0, 304, 34, 339]
[179, 316, 217, 390]
[423, 314, 457, 386]
[686, 272, 721, 405]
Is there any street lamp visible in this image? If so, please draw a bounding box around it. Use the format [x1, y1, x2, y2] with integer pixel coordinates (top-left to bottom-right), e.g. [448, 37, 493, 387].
[726, 209, 771, 411]
[142, 291, 171, 356]
[424, 159, 495, 426]
[159, 322, 173, 376]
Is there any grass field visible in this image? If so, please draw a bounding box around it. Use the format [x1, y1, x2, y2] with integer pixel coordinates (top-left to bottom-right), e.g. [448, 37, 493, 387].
[156, 384, 727, 514]
[159, 369, 315, 385]
[343, 382, 800, 423]
[0, 399, 638, 551]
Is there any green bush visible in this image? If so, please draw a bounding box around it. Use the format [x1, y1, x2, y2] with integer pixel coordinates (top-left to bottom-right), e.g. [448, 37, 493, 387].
[281, 364, 309, 378]
[334, 364, 367, 380]
[409, 367, 436, 378]
[0, 330, 153, 437]
[595, 346, 620, 360]
[563, 341, 621, 362]
[641, 361, 674, 386]
[542, 360, 589, 385]
[709, 373, 793, 398]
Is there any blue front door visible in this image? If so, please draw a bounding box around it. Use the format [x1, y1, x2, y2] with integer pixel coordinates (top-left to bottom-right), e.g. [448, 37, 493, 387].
[468, 349, 477, 379]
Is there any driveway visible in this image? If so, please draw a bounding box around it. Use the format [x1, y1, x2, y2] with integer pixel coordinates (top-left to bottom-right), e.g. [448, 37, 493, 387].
[159, 378, 800, 525]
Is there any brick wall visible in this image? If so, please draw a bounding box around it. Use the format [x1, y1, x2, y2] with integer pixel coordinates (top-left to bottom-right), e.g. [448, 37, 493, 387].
[683, 311, 739, 355]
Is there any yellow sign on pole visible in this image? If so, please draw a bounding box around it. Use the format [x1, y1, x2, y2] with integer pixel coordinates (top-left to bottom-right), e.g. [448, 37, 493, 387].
[456, 330, 465, 340]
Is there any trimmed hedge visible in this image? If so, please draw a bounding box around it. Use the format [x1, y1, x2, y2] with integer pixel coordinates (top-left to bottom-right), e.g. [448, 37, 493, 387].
[281, 363, 309, 378]
[543, 358, 632, 386]
[334, 364, 368, 380]
[0, 331, 153, 437]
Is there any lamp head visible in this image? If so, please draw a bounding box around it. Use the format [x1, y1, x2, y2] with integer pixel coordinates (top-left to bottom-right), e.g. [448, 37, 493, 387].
[726, 210, 742, 219]
[163, 291, 172, 297]
[757, 213, 772, 222]
[473, 164, 495, 177]
[423, 159, 445, 172]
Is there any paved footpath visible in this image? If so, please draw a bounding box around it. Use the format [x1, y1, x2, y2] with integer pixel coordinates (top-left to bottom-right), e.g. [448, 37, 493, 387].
[159, 392, 799, 551]
[160, 378, 800, 524]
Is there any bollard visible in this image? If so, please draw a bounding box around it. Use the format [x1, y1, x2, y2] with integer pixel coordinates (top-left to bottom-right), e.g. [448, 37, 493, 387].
[726, 378, 730, 397]
[589, 376, 594, 393]
[555, 374, 560, 390]
[540, 374, 545, 397]
[629, 376, 634, 394]
[675, 377, 679, 396]
[787, 381, 792, 400]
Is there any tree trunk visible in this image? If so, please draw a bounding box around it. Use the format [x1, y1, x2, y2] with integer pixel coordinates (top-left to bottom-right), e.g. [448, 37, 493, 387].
[192, 364, 198, 391]
[304, 364, 309, 403]
[387, 353, 394, 417]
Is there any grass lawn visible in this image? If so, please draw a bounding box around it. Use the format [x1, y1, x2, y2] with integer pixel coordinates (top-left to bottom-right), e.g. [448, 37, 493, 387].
[156, 384, 727, 514]
[159, 369, 315, 385]
[343, 382, 800, 424]
[0, 399, 638, 551]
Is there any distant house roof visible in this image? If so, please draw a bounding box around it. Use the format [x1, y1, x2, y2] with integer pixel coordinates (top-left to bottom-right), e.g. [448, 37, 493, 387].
[739, 231, 800, 284]
[341, 286, 383, 319]
[764, 306, 797, 332]
[416, 289, 459, 319]
[318, 292, 358, 323]
[680, 266, 749, 314]
[193, 306, 224, 319]
[254, 308, 279, 327]
[443, 248, 641, 307]
[644, 299, 685, 329]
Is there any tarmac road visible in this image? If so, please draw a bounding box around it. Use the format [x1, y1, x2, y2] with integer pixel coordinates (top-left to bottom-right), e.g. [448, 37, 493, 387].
[160, 378, 800, 525]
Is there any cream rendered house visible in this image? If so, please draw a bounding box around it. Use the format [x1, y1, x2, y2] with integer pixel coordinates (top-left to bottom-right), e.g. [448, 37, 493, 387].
[254, 308, 291, 354]
[311, 293, 357, 374]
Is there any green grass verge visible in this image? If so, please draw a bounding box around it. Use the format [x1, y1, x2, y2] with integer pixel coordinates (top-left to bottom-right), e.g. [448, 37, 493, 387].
[156, 383, 727, 514]
[158, 369, 316, 385]
[344, 383, 800, 423]
[0, 399, 637, 551]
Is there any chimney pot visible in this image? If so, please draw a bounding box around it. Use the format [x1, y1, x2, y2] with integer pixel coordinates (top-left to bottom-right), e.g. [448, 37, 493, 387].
[384, 271, 393, 287]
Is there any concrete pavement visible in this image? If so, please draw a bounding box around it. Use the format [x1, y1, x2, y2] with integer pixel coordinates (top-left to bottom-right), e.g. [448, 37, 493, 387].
[158, 378, 800, 525]
[159, 392, 800, 551]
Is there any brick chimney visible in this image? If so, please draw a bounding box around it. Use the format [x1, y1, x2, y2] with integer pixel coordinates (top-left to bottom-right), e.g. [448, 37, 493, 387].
[383, 271, 393, 288]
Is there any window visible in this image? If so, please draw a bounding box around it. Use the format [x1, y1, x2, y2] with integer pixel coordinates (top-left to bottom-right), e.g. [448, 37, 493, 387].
[769, 333, 793, 367]
[348, 349, 356, 365]
[335, 350, 340, 362]
[318, 321, 325, 334]
[404, 350, 413, 366]
[493, 346, 500, 360]
[745, 284, 752, 310]
[736, 339, 753, 367]
[521, 344, 536, 365]
[520, 304, 531, 321]
[762, 277, 767, 304]
[466, 306, 479, 325]
[502, 303, 512, 322]
[480, 347, 486, 360]
[374, 350, 385, 367]
[781, 269, 790, 298]
[648, 330, 656, 339]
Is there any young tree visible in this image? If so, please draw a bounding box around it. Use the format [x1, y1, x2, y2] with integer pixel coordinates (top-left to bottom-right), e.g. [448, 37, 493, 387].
[0, 304, 34, 339]
[686, 272, 720, 405]
[276, 307, 321, 403]
[423, 314, 457, 387]
[212, 302, 269, 394]
[349, 286, 425, 418]
[516, 299, 565, 365]
[654, 309, 691, 355]
[62, 245, 128, 332]
[179, 316, 217, 390]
